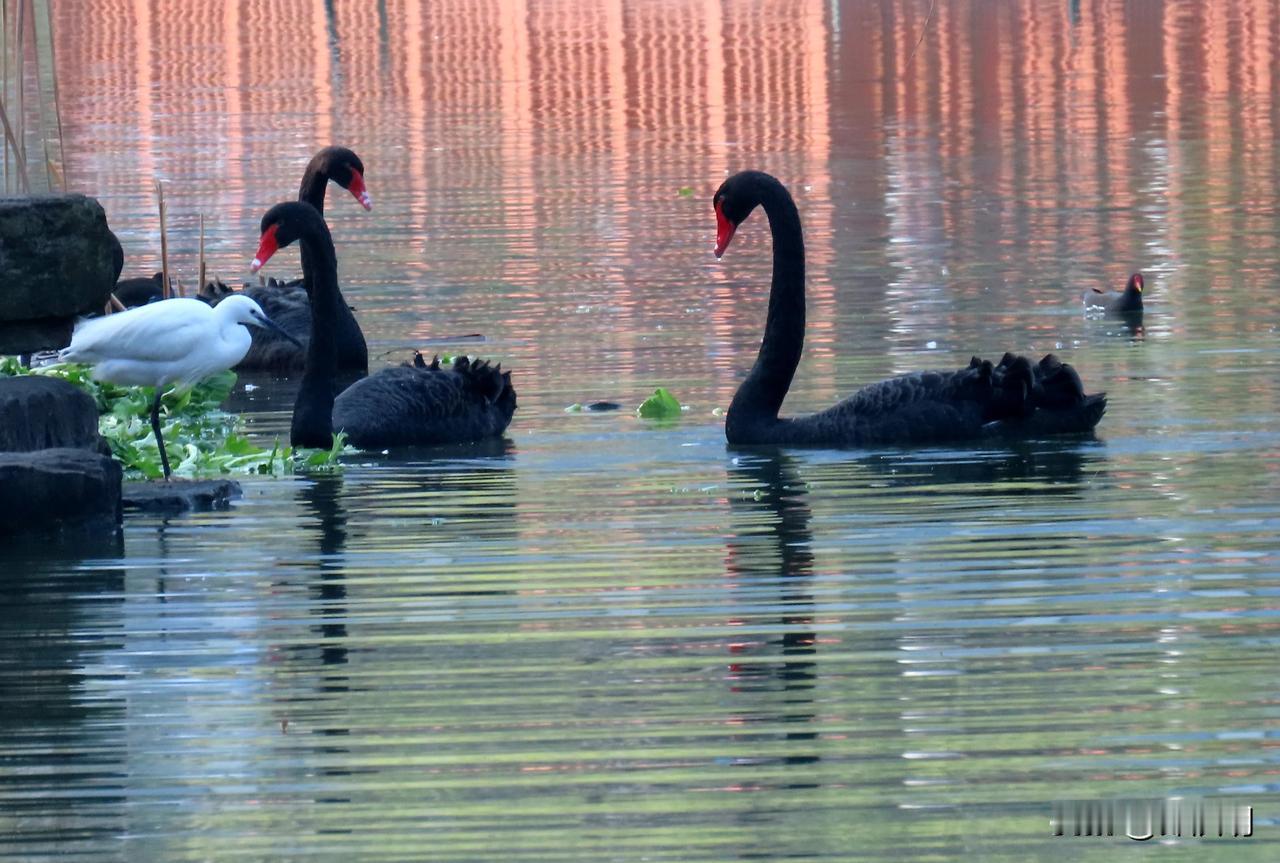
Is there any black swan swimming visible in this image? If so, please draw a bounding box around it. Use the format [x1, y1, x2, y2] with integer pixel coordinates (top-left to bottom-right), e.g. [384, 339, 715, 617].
[712, 170, 1107, 447]
[251, 201, 516, 450]
[206, 146, 371, 373]
[1084, 272, 1144, 315]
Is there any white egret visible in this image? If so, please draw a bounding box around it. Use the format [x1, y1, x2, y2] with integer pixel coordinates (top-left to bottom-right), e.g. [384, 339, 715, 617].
[60, 295, 301, 478]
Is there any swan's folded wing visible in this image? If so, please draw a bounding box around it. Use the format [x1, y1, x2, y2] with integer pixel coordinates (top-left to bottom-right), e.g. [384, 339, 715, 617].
[63, 300, 210, 365]
[334, 359, 515, 448]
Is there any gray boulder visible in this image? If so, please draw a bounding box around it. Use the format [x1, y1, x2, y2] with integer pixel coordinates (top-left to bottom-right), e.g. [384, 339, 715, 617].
[0, 376, 103, 452]
[0, 448, 122, 533]
[0, 195, 119, 353]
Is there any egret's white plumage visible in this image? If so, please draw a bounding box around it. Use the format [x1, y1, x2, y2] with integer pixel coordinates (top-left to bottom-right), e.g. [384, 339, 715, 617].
[60, 294, 297, 478]
[62, 295, 270, 386]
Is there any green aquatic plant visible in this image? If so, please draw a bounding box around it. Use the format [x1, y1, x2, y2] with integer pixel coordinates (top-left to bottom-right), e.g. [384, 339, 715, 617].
[1, 360, 350, 479]
[299, 431, 349, 472]
[637, 387, 683, 419]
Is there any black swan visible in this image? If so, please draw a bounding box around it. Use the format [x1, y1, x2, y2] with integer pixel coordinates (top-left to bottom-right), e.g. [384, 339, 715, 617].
[251, 201, 516, 450]
[712, 170, 1107, 447]
[207, 146, 371, 373]
[1084, 272, 1144, 314]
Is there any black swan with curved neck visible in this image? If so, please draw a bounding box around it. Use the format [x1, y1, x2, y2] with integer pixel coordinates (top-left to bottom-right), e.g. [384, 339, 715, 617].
[204, 146, 371, 373]
[252, 201, 516, 449]
[713, 171, 1107, 447]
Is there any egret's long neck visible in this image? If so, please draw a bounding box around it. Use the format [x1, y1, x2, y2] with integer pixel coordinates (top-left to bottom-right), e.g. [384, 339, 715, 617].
[726, 177, 806, 434]
[292, 219, 343, 449]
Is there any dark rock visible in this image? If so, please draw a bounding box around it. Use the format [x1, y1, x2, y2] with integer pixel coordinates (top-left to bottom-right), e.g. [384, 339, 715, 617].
[0, 376, 103, 452]
[122, 479, 242, 513]
[0, 195, 119, 318]
[0, 317, 74, 355]
[0, 195, 119, 352]
[0, 448, 122, 533]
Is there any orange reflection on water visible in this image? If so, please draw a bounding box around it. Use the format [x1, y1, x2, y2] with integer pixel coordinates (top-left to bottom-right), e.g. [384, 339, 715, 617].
[51, 0, 1280, 407]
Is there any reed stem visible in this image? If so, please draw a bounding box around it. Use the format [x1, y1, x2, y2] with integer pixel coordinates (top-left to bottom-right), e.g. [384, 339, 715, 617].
[156, 180, 171, 300]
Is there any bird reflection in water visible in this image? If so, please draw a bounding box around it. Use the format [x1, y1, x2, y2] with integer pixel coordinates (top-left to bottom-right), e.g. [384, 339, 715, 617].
[724, 452, 820, 786]
[301, 475, 352, 672]
[271, 475, 357, 800]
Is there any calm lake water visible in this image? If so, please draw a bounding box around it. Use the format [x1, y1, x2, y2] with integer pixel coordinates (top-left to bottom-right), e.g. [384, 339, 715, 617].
[4, 0, 1280, 859]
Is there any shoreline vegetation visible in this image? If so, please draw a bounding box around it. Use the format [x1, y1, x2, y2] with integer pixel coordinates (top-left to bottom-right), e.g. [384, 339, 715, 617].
[0, 357, 347, 479]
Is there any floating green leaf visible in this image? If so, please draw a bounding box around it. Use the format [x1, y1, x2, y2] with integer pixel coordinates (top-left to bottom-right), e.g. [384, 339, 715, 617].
[637, 387, 682, 419]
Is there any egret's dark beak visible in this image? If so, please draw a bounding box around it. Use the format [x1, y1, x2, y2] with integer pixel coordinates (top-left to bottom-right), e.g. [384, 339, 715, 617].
[256, 313, 303, 348]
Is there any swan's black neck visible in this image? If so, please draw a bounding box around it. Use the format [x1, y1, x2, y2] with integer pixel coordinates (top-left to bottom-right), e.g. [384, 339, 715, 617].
[297, 159, 333, 297]
[299, 159, 332, 216]
[726, 175, 806, 442]
[291, 213, 343, 449]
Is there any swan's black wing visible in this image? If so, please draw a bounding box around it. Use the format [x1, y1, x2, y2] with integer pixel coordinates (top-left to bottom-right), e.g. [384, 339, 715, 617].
[114, 272, 166, 308]
[204, 283, 313, 371]
[200, 281, 366, 374]
[334, 354, 516, 448]
[981, 353, 1107, 438]
[785, 353, 1104, 446]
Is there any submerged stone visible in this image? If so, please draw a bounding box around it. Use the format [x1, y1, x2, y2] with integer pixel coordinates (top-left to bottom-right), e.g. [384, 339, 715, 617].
[122, 479, 243, 513]
[0, 448, 123, 533]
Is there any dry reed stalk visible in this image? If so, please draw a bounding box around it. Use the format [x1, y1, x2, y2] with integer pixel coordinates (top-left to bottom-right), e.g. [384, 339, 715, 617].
[29, 0, 59, 191]
[1, 0, 66, 192]
[14, 0, 25, 174]
[155, 180, 171, 300]
[0, 92, 28, 192]
[35, 0, 63, 190]
[2, 0, 9, 193]
[198, 214, 207, 291]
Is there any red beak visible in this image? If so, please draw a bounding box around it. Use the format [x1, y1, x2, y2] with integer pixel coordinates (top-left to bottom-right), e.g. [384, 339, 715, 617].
[347, 168, 372, 211]
[714, 200, 736, 259]
[1132, 273, 1143, 293]
[250, 224, 280, 273]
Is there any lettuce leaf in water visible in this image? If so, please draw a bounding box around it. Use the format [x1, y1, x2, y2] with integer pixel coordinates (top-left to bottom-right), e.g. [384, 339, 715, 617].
[637, 387, 683, 419]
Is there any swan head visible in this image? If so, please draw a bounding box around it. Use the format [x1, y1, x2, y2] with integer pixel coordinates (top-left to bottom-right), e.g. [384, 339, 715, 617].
[217, 294, 304, 347]
[712, 171, 777, 258]
[251, 201, 327, 273]
[311, 146, 372, 211]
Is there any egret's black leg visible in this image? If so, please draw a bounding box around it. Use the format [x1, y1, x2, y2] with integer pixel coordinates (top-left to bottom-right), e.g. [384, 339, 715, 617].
[151, 389, 171, 480]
